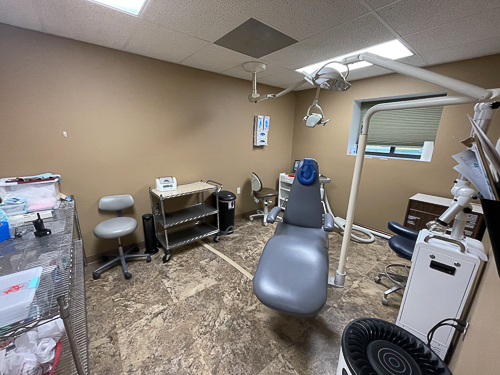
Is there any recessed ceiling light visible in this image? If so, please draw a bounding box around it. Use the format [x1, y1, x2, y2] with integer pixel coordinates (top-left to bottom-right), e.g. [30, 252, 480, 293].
[87, 0, 149, 16]
[296, 40, 413, 75]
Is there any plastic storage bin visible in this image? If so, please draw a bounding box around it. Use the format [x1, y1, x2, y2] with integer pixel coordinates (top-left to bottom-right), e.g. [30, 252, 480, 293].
[0, 267, 43, 328]
[0, 175, 60, 212]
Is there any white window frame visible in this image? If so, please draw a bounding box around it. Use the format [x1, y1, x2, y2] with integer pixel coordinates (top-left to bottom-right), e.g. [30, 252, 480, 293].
[347, 91, 447, 161]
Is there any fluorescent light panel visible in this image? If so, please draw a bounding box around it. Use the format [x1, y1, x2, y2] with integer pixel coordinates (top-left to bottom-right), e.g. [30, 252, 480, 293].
[296, 40, 413, 75]
[87, 0, 148, 16]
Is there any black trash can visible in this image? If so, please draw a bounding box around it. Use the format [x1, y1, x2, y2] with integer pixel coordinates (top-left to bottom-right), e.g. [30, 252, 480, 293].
[212, 190, 236, 235]
[142, 213, 159, 254]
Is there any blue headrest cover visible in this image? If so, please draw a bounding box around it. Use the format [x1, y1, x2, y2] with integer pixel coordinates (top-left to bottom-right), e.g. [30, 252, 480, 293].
[297, 159, 317, 185]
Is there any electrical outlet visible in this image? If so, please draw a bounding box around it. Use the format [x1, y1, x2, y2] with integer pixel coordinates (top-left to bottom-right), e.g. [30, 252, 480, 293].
[236, 187, 241, 194]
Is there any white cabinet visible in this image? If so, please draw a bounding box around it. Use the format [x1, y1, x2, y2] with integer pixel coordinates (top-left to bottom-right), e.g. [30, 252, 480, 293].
[279, 173, 294, 209]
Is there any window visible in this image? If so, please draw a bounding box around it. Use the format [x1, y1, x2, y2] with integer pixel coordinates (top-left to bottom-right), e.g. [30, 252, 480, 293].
[347, 92, 447, 161]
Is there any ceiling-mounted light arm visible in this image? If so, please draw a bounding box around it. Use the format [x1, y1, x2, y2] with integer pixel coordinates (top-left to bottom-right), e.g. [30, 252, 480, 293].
[243, 61, 307, 103]
[342, 52, 499, 101]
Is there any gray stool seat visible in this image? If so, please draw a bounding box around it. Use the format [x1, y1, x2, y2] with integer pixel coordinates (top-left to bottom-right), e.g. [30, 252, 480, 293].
[253, 221, 329, 317]
[255, 188, 278, 199]
[93, 217, 138, 239]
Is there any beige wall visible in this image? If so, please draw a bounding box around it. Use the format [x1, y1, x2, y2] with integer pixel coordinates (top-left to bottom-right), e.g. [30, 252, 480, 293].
[449, 248, 500, 374]
[292, 54, 500, 232]
[0, 24, 296, 257]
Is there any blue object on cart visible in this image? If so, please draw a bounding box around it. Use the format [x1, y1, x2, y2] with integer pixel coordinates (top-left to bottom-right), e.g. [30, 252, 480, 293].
[0, 209, 9, 243]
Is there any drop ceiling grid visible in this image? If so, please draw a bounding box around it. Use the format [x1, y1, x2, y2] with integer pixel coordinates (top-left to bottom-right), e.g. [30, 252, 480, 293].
[0, 0, 499, 88]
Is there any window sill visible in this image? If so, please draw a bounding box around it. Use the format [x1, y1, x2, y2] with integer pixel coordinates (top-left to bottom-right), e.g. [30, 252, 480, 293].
[347, 153, 431, 162]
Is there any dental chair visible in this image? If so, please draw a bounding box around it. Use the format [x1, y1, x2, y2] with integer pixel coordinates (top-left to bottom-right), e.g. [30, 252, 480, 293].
[374, 221, 416, 305]
[249, 172, 278, 226]
[253, 159, 334, 317]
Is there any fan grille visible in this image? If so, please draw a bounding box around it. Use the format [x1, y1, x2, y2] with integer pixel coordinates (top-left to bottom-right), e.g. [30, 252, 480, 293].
[342, 318, 452, 375]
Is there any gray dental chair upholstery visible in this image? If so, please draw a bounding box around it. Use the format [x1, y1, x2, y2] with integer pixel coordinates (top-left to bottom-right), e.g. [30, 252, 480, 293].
[253, 159, 334, 317]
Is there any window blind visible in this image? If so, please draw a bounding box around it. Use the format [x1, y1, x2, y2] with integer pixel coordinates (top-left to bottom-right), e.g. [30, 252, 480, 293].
[357, 95, 445, 147]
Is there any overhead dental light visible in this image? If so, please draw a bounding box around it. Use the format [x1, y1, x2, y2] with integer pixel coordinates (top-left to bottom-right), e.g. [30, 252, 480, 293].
[304, 61, 351, 92]
[303, 88, 330, 128]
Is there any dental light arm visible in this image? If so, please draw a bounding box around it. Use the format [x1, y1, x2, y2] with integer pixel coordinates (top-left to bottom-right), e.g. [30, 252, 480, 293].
[334, 55, 500, 288]
[342, 53, 499, 101]
[248, 78, 307, 103]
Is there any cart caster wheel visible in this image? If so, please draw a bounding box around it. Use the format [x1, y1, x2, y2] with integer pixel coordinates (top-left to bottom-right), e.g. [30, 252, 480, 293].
[264, 222, 268, 227]
[374, 276, 381, 283]
[214, 235, 220, 243]
[382, 297, 388, 306]
[146, 256, 152, 263]
[163, 254, 171, 263]
[124, 272, 132, 280]
[249, 217, 254, 221]
[102, 255, 110, 262]
[92, 271, 101, 280]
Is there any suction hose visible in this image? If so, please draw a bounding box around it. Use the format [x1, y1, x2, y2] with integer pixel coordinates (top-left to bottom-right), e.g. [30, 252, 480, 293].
[324, 191, 375, 243]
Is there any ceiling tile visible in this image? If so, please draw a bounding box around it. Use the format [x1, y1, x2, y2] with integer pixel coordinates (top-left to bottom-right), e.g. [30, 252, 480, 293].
[403, 11, 500, 54]
[179, 44, 259, 73]
[376, 0, 500, 37]
[221, 64, 291, 81]
[263, 14, 395, 70]
[258, 69, 307, 87]
[38, 0, 138, 50]
[251, 0, 368, 40]
[365, 0, 400, 10]
[141, 0, 251, 42]
[124, 20, 209, 63]
[420, 36, 500, 65]
[0, 0, 43, 31]
[214, 18, 298, 59]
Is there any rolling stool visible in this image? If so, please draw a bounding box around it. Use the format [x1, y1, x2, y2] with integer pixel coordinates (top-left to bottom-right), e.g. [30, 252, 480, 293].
[92, 195, 151, 280]
[374, 221, 416, 305]
[249, 172, 279, 226]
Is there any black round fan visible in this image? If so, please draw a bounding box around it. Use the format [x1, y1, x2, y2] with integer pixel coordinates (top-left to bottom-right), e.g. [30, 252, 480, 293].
[341, 318, 452, 375]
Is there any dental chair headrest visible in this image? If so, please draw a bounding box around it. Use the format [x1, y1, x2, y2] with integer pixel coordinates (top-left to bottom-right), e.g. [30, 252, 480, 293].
[297, 159, 317, 186]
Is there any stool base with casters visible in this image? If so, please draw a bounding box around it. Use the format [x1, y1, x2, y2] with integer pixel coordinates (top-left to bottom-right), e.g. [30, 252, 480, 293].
[92, 239, 151, 280]
[374, 264, 409, 305]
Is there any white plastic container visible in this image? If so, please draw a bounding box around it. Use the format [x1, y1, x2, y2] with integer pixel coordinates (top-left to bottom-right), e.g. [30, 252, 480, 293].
[0, 267, 43, 328]
[0, 176, 60, 212]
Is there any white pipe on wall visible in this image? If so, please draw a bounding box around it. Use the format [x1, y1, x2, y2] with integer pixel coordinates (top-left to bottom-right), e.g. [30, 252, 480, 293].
[333, 95, 478, 287]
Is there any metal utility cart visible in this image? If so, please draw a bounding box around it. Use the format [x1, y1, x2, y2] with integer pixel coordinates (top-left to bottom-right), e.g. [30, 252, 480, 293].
[0, 200, 89, 375]
[149, 180, 222, 263]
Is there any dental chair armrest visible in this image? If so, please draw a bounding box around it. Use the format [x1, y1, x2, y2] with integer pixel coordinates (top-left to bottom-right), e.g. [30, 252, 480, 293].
[267, 206, 284, 224]
[323, 213, 334, 232]
[388, 221, 418, 241]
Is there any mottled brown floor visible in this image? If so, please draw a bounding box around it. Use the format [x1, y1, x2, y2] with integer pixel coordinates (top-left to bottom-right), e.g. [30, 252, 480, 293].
[85, 218, 410, 374]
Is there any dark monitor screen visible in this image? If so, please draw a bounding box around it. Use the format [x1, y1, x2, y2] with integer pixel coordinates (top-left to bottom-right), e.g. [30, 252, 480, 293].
[293, 160, 300, 172]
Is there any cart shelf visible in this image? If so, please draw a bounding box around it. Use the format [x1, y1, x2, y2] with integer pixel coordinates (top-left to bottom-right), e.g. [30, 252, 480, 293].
[156, 223, 219, 250]
[151, 181, 218, 199]
[154, 203, 218, 228]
